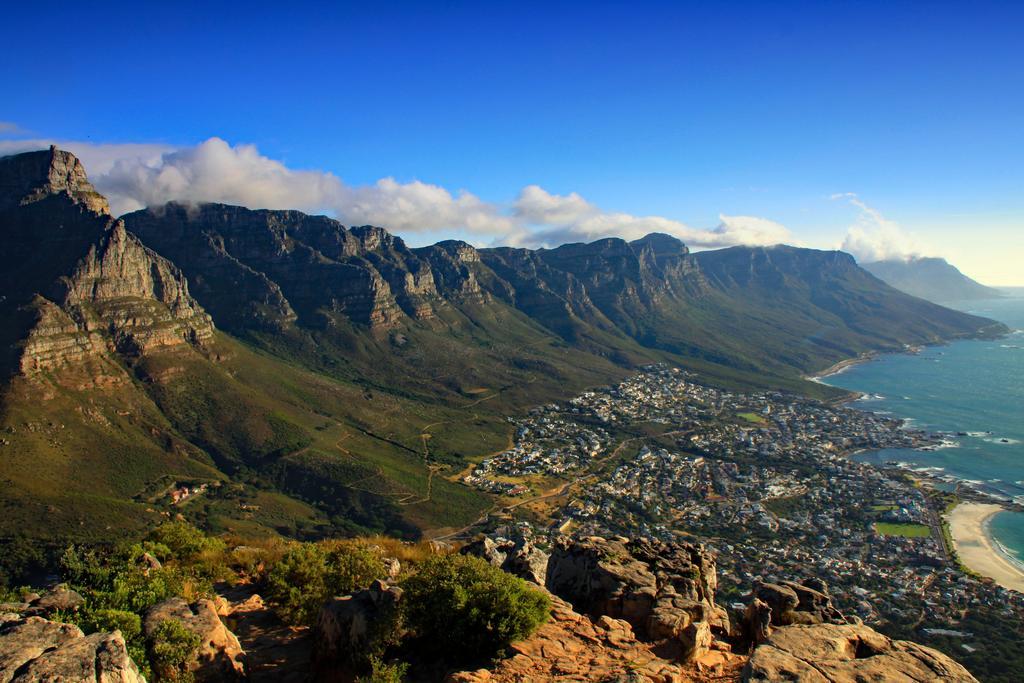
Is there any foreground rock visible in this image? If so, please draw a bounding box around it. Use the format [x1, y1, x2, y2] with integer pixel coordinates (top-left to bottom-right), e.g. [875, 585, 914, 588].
[743, 623, 978, 682]
[313, 579, 403, 676]
[145, 597, 245, 681]
[545, 536, 728, 661]
[446, 593, 743, 683]
[0, 614, 144, 682]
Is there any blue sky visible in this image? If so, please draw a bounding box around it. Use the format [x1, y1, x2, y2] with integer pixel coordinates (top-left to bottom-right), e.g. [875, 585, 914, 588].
[2, 1, 1022, 283]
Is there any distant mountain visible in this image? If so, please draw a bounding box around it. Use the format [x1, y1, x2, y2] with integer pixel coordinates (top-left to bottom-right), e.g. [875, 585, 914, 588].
[861, 257, 1004, 303]
[0, 147, 1008, 546]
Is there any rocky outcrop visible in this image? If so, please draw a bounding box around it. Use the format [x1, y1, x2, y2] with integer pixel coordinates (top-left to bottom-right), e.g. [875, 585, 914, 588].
[312, 579, 402, 674]
[0, 614, 145, 683]
[23, 586, 85, 617]
[0, 148, 214, 377]
[20, 222, 214, 373]
[460, 535, 549, 585]
[124, 204, 431, 332]
[753, 579, 848, 629]
[144, 597, 245, 681]
[0, 145, 109, 214]
[414, 240, 491, 305]
[445, 594, 734, 683]
[742, 623, 978, 682]
[544, 536, 728, 661]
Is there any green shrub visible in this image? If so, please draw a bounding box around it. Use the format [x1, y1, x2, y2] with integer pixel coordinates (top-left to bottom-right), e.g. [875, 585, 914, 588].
[146, 522, 225, 561]
[327, 544, 385, 597]
[266, 543, 386, 626]
[80, 607, 142, 641]
[401, 554, 550, 661]
[265, 544, 329, 625]
[149, 620, 200, 683]
[356, 655, 409, 683]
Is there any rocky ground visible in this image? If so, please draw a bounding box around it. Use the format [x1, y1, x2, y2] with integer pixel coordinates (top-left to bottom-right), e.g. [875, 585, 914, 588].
[0, 534, 980, 682]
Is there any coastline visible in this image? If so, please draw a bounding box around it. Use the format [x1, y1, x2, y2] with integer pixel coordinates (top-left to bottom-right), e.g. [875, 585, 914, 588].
[947, 502, 1024, 593]
[806, 353, 876, 382]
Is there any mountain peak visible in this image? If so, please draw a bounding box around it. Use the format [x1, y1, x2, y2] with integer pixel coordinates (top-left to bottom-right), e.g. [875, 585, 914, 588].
[861, 256, 1003, 303]
[629, 232, 689, 254]
[0, 146, 110, 215]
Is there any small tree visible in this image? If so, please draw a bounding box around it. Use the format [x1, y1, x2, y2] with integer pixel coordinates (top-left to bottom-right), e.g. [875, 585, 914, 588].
[149, 619, 200, 682]
[266, 543, 387, 626]
[401, 554, 550, 662]
[327, 544, 386, 596]
[265, 544, 330, 625]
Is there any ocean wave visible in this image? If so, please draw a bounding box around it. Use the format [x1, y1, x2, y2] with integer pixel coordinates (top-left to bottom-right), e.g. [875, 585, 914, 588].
[992, 538, 1024, 573]
[984, 437, 1021, 445]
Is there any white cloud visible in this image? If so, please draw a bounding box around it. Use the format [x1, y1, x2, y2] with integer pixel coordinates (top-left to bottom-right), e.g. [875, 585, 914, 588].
[833, 192, 927, 262]
[509, 186, 793, 248]
[0, 122, 25, 135]
[1, 136, 792, 250]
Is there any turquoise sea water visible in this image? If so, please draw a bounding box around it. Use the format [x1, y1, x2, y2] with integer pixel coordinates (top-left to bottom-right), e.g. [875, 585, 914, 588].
[822, 291, 1024, 567]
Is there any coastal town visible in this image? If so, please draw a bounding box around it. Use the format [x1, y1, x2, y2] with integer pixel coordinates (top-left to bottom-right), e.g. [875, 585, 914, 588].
[468, 365, 1024, 658]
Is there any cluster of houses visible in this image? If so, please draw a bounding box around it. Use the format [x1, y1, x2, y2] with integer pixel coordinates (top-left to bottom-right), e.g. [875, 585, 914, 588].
[463, 415, 609, 494]
[490, 364, 1024, 646]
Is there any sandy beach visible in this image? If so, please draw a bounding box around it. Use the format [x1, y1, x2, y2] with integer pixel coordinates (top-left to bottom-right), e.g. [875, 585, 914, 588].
[947, 502, 1024, 593]
[806, 353, 876, 383]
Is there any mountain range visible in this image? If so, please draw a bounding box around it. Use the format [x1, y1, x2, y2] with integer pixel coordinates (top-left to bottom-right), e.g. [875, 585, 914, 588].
[862, 257, 1006, 303]
[0, 146, 1007, 545]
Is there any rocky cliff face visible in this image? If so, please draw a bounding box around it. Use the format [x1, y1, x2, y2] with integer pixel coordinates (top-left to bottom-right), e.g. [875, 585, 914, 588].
[0, 149, 213, 378]
[0, 145, 109, 215]
[120, 194, 1004, 383]
[125, 204, 450, 332]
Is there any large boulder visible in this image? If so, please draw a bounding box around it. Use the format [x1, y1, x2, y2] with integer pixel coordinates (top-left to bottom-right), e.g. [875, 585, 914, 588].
[145, 597, 245, 681]
[743, 623, 978, 682]
[544, 536, 727, 661]
[23, 585, 85, 616]
[313, 579, 403, 674]
[0, 615, 144, 682]
[754, 579, 848, 628]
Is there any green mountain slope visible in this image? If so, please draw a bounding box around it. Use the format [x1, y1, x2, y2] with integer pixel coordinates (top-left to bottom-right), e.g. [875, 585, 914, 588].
[0, 148, 1008, 547]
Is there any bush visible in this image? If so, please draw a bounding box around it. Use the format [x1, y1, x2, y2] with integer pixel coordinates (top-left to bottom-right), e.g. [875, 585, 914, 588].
[327, 544, 386, 596]
[401, 554, 550, 661]
[149, 619, 200, 683]
[356, 655, 409, 683]
[266, 543, 385, 626]
[80, 607, 142, 641]
[146, 522, 225, 561]
[265, 544, 329, 625]
[61, 544, 184, 614]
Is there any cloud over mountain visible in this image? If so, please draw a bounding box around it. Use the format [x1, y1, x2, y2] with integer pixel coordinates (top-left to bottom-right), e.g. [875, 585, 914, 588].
[509, 186, 793, 248]
[833, 192, 927, 262]
[0, 137, 791, 249]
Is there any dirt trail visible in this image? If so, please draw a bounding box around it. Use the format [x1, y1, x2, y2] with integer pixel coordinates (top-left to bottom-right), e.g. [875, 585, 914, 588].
[219, 582, 312, 683]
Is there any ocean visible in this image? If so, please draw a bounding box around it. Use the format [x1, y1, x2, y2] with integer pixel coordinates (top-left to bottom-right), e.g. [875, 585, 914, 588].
[821, 290, 1024, 567]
